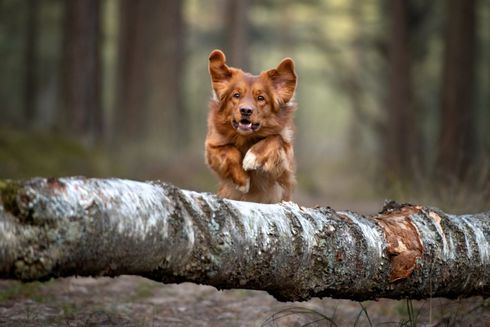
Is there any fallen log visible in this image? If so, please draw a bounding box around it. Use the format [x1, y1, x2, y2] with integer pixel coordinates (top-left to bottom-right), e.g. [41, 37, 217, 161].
[0, 177, 488, 301]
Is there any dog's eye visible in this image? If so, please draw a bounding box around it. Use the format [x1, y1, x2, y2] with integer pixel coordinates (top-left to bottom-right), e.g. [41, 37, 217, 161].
[233, 92, 240, 98]
[257, 95, 265, 102]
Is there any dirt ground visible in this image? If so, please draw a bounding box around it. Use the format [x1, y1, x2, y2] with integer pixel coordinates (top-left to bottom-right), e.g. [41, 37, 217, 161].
[0, 276, 488, 326]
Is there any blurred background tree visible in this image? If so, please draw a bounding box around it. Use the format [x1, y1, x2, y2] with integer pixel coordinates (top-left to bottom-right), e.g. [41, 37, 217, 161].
[0, 0, 488, 213]
[61, 0, 101, 144]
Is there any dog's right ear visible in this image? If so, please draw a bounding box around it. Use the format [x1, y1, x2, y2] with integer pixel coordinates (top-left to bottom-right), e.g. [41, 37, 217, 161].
[209, 50, 232, 99]
[266, 58, 297, 105]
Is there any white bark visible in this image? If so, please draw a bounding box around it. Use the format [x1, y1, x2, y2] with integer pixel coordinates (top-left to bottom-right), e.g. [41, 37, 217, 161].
[0, 177, 489, 301]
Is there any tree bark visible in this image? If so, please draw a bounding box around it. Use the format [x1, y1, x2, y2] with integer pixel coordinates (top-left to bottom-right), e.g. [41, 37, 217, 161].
[0, 178, 488, 302]
[115, 0, 186, 148]
[383, 0, 419, 180]
[114, 0, 148, 144]
[224, 0, 251, 70]
[23, 0, 39, 126]
[437, 0, 477, 181]
[61, 0, 102, 144]
[146, 0, 186, 148]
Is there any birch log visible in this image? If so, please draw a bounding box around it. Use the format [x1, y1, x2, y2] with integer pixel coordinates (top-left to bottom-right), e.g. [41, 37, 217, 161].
[0, 177, 489, 301]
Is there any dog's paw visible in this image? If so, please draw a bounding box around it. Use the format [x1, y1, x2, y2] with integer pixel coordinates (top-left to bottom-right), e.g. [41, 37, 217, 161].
[243, 150, 260, 171]
[236, 177, 250, 193]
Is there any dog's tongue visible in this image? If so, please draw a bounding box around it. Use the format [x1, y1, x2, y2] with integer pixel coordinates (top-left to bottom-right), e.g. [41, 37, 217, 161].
[239, 120, 252, 130]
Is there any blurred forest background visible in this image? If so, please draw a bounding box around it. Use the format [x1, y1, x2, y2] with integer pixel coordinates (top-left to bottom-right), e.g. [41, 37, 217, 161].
[0, 0, 489, 214]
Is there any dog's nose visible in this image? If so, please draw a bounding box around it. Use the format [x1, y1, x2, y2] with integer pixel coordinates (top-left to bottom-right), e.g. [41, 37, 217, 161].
[240, 107, 253, 116]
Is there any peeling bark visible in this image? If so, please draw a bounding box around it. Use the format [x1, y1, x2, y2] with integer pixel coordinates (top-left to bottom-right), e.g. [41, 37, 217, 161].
[0, 178, 489, 301]
[373, 206, 424, 282]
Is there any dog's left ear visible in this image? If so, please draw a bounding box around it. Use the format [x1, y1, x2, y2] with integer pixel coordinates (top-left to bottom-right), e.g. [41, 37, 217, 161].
[208, 49, 232, 99]
[266, 58, 297, 104]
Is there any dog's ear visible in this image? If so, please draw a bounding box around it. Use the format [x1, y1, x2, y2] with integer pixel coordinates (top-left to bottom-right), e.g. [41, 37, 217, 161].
[266, 58, 297, 104]
[209, 50, 232, 99]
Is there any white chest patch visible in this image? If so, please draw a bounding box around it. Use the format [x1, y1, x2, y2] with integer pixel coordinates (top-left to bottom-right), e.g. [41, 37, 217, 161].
[280, 127, 294, 143]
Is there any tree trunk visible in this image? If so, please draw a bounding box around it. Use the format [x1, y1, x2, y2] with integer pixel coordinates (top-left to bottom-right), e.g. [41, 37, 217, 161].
[146, 0, 186, 148]
[0, 178, 488, 302]
[224, 0, 251, 70]
[61, 0, 102, 144]
[114, 0, 148, 144]
[383, 0, 419, 180]
[437, 0, 477, 181]
[23, 0, 39, 127]
[115, 0, 186, 149]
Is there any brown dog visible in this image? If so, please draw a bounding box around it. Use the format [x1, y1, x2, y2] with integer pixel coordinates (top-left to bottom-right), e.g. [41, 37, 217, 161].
[205, 49, 297, 203]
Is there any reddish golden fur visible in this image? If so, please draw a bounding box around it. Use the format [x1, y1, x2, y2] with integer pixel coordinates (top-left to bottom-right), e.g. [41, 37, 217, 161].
[205, 49, 297, 203]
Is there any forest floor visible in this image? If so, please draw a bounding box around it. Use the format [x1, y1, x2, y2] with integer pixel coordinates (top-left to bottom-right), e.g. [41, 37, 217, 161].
[0, 276, 488, 326]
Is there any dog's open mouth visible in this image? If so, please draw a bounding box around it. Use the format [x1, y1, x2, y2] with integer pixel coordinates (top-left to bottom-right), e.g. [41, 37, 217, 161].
[233, 119, 260, 133]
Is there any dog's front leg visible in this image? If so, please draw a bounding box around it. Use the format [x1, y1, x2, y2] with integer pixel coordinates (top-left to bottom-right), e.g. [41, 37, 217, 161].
[242, 135, 294, 178]
[206, 144, 250, 193]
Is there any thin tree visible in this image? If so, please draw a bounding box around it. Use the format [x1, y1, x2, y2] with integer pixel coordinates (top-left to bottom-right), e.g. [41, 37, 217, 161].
[61, 0, 102, 144]
[437, 0, 477, 181]
[224, 0, 251, 70]
[115, 0, 186, 150]
[23, 0, 39, 127]
[383, 0, 419, 181]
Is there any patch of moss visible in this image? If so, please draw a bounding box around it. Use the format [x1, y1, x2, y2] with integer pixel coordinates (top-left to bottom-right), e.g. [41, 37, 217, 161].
[61, 302, 78, 318]
[0, 281, 43, 303]
[0, 128, 114, 179]
[0, 179, 22, 216]
[129, 281, 157, 301]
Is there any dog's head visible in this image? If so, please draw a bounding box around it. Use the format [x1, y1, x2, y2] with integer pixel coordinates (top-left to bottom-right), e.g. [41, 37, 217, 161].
[208, 49, 296, 137]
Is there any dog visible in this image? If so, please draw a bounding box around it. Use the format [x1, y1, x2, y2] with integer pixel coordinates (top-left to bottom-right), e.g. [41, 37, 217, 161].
[205, 49, 297, 203]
